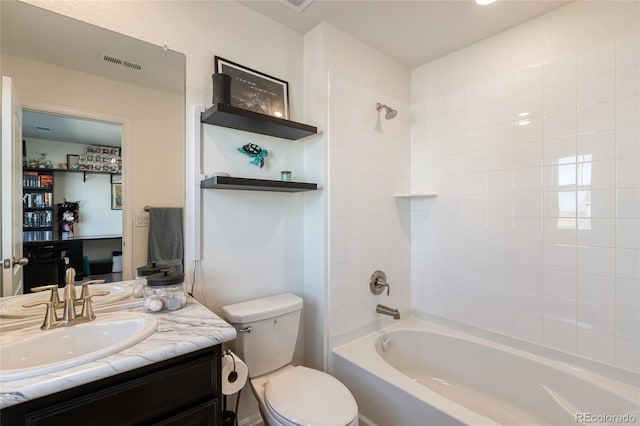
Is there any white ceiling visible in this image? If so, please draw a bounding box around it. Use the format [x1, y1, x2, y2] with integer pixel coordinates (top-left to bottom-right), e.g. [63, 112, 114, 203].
[23, 111, 123, 147]
[240, 0, 571, 67]
[1, 0, 185, 94]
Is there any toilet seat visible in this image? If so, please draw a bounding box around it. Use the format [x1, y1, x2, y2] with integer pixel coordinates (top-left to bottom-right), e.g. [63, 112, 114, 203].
[264, 366, 358, 426]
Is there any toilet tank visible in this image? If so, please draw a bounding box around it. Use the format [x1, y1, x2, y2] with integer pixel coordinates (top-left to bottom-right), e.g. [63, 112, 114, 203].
[222, 293, 303, 378]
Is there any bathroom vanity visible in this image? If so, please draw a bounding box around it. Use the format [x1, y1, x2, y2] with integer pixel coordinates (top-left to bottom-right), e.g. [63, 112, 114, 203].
[0, 290, 236, 425]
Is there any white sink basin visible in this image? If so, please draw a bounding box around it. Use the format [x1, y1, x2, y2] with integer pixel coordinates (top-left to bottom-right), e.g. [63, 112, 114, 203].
[0, 284, 134, 318]
[0, 311, 157, 381]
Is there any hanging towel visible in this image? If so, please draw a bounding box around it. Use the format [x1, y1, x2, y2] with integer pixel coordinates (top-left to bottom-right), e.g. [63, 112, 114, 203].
[148, 207, 184, 273]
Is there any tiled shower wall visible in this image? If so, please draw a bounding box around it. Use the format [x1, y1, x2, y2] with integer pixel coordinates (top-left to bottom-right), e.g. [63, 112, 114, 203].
[328, 72, 411, 345]
[411, 33, 639, 372]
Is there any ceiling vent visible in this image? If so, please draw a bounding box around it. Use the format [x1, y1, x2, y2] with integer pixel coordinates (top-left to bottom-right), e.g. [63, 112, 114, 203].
[101, 53, 143, 71]
[279, 0, 314, 13]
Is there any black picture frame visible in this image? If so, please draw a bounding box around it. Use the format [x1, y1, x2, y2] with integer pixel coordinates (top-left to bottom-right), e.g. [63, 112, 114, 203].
[67, 154, 80, 171]
[214, 56, 290, 120]
[111, 183, 122, 210]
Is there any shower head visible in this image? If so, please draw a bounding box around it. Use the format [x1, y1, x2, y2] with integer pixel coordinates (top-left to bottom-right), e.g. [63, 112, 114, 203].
[376, 103, 398, 120]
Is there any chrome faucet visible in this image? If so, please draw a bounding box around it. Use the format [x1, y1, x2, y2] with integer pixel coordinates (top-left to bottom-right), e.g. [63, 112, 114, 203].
[376, 304, 400, 320]
[24, 268, 108, 330]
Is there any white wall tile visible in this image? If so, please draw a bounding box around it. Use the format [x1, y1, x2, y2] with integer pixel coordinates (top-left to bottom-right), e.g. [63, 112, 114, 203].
[487, 74, 514, 102]
[487, 123, 513, 148]
[616, 127, 639, 158]
[515, 66, 542, 96]
[544, 136, 577, 165]
[616, 308, 640, 341]
[577, 301, 615, 334]
[513, 167, 543, 192]
[543, 217, 576, 245]
[544, 268, 576, 298]
[488, 98, 514, 125]
[616, 65, 640, 99]
[617, 157, 640, 188]
[578, 273, 615, 306]
[616, 96, 640, 128]
[578, 160, 616, 190]
[513, 192, 543, 217]
[543, 55, 576, 89]
[543, 244, 577, 272]
[577, 101, 616, 134]
[581, 189, 616, 218]
[616, 337, 640, 371]
[412, 30, 640, 370]
[514, 142, 543, 168]
[577, 329, 615, 365]
[616, 278, 640, 310]
[616, 34, 640, 69]
[515, 91, 543, 119]
[577, 131, 615, 162]
[544, 109, 577, 139]
[616, 248, 640, 279]
[577, 43, 615, 77]
[544, 319, 577, 353]
[544, 83, 576, 114]
[577, 218, 616, 247]
[515, 117, 544, 146]
[617, 188, 640, 218]
[577, 72, 615, 106]
[514, 314, 544, 343]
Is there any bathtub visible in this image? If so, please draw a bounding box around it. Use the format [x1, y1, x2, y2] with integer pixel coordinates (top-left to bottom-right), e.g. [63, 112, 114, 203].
[332, 317, 639, 426]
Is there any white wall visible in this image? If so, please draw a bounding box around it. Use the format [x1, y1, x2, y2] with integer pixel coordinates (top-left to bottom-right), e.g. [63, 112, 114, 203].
[25, 137, 123, 238]
[411, 1, 640, 372]
[24, 2, 308, 422]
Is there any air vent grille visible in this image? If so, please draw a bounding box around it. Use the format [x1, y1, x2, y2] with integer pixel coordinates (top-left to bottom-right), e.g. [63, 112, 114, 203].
[279, 0, 313, 12]
[101, 53, 143, 71]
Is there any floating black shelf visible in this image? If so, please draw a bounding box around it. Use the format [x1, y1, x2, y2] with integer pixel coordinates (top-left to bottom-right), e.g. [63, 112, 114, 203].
[200, 103, 318, 140]
[201, 176, 317, 193]
[24, 207, 53, 211]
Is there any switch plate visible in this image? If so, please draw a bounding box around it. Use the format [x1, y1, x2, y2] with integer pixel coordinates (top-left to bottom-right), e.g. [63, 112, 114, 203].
[135, 213, 149, 227]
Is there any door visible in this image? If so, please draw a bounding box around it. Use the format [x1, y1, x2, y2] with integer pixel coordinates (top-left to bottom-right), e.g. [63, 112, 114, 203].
[2, 76, 27, 296]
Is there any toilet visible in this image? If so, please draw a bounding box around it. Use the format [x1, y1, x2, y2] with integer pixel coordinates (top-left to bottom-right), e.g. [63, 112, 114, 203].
[222, 293, 359, 426]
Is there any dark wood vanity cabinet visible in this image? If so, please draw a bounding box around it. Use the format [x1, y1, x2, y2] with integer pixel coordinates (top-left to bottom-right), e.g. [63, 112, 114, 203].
[0, 345, 222, 426]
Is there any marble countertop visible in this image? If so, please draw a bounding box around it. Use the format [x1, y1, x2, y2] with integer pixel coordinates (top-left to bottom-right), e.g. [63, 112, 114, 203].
[0, 293, 236, 409]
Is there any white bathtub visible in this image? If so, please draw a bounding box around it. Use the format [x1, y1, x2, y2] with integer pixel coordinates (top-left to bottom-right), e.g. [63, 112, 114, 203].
[332, 317, 639, 426]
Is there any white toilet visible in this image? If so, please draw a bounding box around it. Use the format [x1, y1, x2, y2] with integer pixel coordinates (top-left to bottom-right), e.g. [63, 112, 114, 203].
[222, 293, 359, 426]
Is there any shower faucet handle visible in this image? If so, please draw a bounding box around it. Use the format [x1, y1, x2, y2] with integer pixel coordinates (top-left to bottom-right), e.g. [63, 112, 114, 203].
[370, 270, 390, 296]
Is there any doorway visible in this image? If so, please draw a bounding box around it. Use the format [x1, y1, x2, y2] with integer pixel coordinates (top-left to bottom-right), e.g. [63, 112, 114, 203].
[21, 109, 125, 290]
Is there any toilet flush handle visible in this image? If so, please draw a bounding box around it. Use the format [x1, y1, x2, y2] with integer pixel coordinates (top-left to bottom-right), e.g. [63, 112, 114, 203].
[238, 326, 253, 333]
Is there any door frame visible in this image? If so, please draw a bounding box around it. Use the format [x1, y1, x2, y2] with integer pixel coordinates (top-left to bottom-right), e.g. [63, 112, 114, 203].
[21, 101, 132, 280]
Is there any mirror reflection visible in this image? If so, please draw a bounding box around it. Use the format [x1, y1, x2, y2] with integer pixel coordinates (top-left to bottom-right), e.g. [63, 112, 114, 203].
[1, 0, 186, 295]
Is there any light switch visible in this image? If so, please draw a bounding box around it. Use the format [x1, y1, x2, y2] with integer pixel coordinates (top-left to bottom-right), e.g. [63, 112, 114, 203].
[135, 212, 149, 227]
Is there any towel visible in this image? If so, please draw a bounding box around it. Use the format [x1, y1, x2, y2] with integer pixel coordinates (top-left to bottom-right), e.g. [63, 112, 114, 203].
[148, 207, 184, 273]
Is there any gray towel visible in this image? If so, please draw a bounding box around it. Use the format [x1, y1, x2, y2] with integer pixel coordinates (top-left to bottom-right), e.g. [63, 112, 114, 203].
[148, 207, 184, 273]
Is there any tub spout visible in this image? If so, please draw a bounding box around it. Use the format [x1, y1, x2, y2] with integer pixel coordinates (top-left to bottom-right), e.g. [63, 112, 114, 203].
[376, 304, 400, 320]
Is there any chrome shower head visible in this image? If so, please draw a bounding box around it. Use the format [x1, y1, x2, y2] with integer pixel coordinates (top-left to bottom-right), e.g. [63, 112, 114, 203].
[376, 102, 398, 120]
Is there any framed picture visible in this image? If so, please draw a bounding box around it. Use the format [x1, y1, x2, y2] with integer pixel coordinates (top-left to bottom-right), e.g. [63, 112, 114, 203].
[215, 56, 290, 119]
[67, 154, 80, 171]
[111, 183, 123, 210]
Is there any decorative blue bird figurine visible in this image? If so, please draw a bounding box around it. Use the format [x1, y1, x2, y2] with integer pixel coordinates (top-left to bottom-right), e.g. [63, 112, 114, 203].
[238, 143, 268, 168]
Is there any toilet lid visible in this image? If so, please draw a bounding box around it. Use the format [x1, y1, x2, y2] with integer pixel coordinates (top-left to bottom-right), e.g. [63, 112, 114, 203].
[265, 366, 358, 426]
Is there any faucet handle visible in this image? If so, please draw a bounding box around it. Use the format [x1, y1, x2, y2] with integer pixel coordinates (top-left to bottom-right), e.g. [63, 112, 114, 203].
[30, 284, 62, 307]
[79, 291, 109, 321]
[79, 279, 106, 299]
[370, 270, 390, 296]
[22, 300, 58, 330]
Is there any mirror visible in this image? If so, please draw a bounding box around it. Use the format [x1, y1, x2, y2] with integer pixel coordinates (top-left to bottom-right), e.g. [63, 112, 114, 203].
[1, 0, 186, 290]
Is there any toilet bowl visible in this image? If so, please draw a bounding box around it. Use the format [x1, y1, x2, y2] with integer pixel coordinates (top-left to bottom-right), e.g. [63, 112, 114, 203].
[222, 293, 359, 426]
[251, 365, 358, 426]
